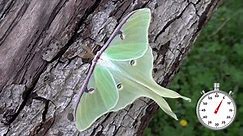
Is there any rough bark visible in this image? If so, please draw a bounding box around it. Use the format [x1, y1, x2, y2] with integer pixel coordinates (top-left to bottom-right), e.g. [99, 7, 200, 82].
[0, 0, 220, 135]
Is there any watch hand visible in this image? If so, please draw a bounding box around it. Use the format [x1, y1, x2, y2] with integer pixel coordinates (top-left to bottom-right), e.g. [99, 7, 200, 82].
[214, 99, 223, 114]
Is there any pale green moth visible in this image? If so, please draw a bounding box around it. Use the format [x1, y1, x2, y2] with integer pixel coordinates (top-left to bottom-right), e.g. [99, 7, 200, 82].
[75, 8, 191, 131]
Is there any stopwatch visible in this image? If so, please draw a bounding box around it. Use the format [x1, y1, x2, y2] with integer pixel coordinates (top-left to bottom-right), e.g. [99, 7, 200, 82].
[196, 83, 236, 130]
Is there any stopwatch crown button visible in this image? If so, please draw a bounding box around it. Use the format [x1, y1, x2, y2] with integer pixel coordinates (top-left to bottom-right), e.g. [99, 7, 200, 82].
[214, 83, 220, 90]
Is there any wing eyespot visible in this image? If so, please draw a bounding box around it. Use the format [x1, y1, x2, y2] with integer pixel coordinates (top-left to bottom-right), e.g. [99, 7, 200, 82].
[117, 83, 123, 90]
[129, 60, 136, 66]
[87, 88, 95, 94]
[118, 30, 125, 40]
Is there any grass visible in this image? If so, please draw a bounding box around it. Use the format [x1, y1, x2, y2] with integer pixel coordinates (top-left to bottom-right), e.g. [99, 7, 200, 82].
[145, 0, 243, 135]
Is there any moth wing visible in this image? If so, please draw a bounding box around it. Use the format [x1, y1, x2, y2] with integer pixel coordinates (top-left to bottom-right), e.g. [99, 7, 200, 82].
[104, 8, 151, 61]
[109, 47, 190, 119]
[75, 65, 118, 131]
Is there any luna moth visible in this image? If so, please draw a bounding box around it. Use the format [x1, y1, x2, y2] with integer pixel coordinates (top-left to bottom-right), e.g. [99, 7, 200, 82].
[75, 8, 190, 131]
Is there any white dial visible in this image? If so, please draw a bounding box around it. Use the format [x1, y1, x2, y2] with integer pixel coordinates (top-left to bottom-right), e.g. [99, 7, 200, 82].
[196, 83, 236, 130]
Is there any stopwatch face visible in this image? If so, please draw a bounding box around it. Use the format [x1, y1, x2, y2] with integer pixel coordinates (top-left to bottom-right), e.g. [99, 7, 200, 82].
[196, 90, 236, 130]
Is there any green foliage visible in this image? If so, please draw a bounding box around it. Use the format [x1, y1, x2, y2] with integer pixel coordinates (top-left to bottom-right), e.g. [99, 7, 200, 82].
[145, 0, 243, 135]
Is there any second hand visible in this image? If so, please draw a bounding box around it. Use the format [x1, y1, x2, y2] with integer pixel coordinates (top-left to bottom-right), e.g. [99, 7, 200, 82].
[214, 96, 225, 114]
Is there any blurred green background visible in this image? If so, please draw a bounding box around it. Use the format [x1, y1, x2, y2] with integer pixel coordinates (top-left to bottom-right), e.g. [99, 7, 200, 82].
[145, 0, 243, 135]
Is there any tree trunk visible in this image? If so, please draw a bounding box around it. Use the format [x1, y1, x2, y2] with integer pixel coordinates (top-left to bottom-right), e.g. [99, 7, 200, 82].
[0, 0, 221, 135]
